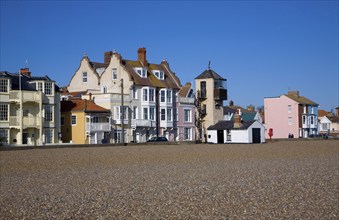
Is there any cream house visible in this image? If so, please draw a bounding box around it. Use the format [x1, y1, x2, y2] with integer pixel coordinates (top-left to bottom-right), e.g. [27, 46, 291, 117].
[68, 48, 181, 143]
[0, 69, 60, 146]
[195, 67, 227, 141]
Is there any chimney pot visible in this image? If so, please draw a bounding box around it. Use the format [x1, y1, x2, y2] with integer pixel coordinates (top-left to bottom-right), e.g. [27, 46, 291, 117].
[20, 68, 31, 77]
[104, 51, 113, 64]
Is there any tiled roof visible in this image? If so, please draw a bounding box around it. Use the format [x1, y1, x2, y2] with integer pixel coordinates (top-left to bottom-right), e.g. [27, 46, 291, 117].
[90, 61, 108, 70]
[318, 110, 331, 118]
[61, 99, 110, 113]
[195, 68, 226, 80]
[284, 94, 318, 106]
[178, 82, 192, 97]
[327, 116, 339, 123]
[207, 120, 255, 130]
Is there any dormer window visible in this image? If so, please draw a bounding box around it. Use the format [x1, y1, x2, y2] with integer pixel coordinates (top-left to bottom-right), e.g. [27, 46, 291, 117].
[153, 70, 165, 80]
[0, 79, 9, 93]
[135, 68, 147, 78]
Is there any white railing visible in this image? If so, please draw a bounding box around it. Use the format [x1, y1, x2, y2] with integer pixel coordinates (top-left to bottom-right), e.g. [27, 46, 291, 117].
[9, 116, 40, 127]
[86, 123, 111, 131]
[9, 91, 40, 103]
[178, 97, 195, 104]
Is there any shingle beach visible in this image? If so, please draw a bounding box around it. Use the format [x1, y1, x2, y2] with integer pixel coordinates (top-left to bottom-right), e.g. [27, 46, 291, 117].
[1, 140, 338, 219]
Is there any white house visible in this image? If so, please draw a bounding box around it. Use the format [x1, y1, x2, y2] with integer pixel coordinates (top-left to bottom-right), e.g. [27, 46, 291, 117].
[207, 113, 265, 144]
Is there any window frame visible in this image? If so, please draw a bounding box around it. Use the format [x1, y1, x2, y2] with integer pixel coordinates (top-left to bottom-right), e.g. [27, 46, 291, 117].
[0, 79, 9, 93]
[71, 115, 77, 126]
[112, 68, 118, 80]
[82, 72, 88, 83]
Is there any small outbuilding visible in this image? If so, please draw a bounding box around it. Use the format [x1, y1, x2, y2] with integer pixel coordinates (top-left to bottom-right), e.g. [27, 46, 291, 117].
[207, 113, 265, 144]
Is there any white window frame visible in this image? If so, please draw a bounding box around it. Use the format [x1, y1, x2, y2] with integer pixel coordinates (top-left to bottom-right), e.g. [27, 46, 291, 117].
[184, 127, 191, 140]
[288, 105, 292, 113]
[44, 129, 53, 144]
[161, 108, 166, 121]
[143, 88, 148, 101]
[37, 82, 43, 92]
[167, 90, 172, 103]
[149, 88, 155, 102]
[288, 117, 292, 125]
[101, 85, 108, 94]
[82, 72, 88, 83]
[135, 68, 147, 78]
[184, 109, 192, 123]
[112, 68, 118, 80]
[143, 107, 148, 120]
[44, 82, 53, 95]
[132, 86, 138, 99]
[160, 90, 166, 103]
[150, 107, 155, 120]
[0, 79, 9, 93]
[167, 108, 172, 121]
[44, 105, 53, 122]
[0, 104, 8, 121]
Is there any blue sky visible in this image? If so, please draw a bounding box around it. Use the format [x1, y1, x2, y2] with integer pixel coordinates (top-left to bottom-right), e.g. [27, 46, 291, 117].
[1, 0, 338, 111]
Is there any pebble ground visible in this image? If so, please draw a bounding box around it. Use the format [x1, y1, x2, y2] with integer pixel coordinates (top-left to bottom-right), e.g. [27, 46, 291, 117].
[0, 140, 338, 219]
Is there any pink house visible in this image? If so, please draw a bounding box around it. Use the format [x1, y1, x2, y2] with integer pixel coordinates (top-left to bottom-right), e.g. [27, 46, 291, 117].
[176, 82, 196, 141]
[264, 91, 319, 139]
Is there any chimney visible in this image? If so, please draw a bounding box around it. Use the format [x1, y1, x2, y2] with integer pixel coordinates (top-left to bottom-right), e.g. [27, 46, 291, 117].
[104, 51, 113, 64]
[247, 105, 255, 112]
[89, 93, 92, 101]
[336, 107, 339, 116]
[137, 47, 148, 66]
[20, 68, 31, 77]
[234, 112, 242, 128]
[288, 91, 299, 97]
[229, 100, 234, 108]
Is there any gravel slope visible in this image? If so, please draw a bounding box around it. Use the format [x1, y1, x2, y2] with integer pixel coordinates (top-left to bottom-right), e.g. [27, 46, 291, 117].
[1, 140, 338, 219]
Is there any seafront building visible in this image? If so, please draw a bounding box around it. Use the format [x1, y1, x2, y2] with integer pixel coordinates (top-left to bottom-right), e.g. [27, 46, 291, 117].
[264, 91, 319, 138]
[67, 48, 191, 143]
[0, 68, 61, 145]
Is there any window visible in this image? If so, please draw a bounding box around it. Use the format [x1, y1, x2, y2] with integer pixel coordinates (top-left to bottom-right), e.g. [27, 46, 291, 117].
[101, 86, 107, 93]
[184, 128, 191, 140]
[71, 115, 77, 125]
[167, 108, 172, 121]
[37, 82, 43, 92]
[143, 108, 148, 120]
[184, 109, 191, 122]
[288, 105, 292, 113]
[112, 68, 117, 80]
[61, 116, 64, 126]
[23, 110, 29, 117]
[159, 71, 164, 80]
[44, 105, 53, 122]
[0, 104, 8, 121]
[136, 68, 147, 78]
[0, 129, 8, 144]
[44, 82, 53, 95]
[154, 71, 159, 78]
[132, 106, 138, 119]
[175, 109, 178, 121]
[322, 123, 328, 130]
[160, 90, 165, 102]
[167, 90, 172, 103]
[143, 88, 148, 101]
[288, 117, 292, 125]
[302, 115, 306, 124]
[150, 107, 155, 120]
[121, 106, 128, 120]
[161, 109, 166, 121]
[83, 72, 88, 82]
[132, 87, 138, 99]
[310, 116, 314, 125]
[149, 88, 155, 102]
[44, 129, 53, 144]
[0, 79, 8, 93]
[200, 81, 206, 98]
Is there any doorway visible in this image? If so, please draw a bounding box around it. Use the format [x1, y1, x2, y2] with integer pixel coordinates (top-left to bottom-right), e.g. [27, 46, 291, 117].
[252, 128, 261, 143]
[217, 130, 224, 144]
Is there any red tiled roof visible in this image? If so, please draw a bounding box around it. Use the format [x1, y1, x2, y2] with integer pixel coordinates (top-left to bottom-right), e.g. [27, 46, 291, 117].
[61, 99, 110, 113]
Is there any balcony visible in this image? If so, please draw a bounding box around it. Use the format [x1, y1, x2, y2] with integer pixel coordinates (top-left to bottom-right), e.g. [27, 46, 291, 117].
[178, 97, 195, 104]
[214, 88, 227, 101]
[86, 122, 111, 132]
[160, 121, 173, 128]
[9, 116, 40, 128]
[9, 91, 41, 104]
[197, 90, 207, 99]
[131, 119, 152, 127]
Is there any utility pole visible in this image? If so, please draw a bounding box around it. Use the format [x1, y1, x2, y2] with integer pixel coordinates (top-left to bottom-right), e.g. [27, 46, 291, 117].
[120, 78, 125, 144]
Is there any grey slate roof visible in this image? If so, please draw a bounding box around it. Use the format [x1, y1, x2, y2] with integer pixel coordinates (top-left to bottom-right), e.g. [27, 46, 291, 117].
[0, 71, 60, 92]
[207, 120, 255, 130]
[195, 68, 226, 80]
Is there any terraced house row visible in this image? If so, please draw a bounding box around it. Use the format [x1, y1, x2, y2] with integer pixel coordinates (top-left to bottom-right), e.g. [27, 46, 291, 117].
[64, 48, 196, 144]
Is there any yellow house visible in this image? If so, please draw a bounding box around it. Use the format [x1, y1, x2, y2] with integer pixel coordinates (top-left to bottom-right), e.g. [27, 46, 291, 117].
[61, 99, 111, 144]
